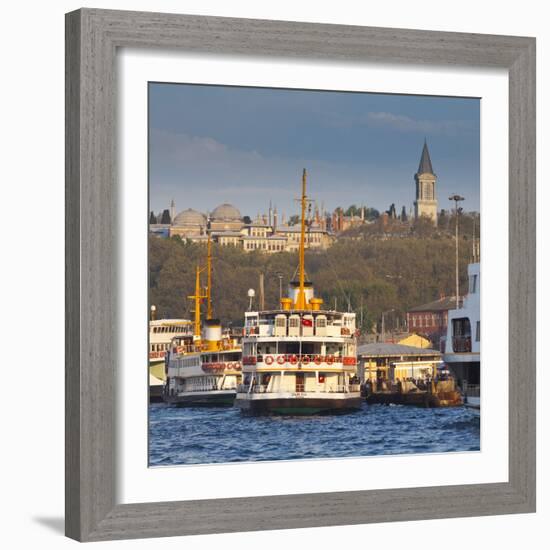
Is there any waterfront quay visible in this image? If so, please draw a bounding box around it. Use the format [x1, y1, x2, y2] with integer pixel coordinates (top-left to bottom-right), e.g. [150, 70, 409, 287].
[358, 342, 462, 408]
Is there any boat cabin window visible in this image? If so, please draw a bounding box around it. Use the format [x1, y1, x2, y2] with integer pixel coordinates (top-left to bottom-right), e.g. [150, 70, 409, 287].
[275, 316, 286, 327]
[452, 318, 472, 352]
[469, 274, 479, 294]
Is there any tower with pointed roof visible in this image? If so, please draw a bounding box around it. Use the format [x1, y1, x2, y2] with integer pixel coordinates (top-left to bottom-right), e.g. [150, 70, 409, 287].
[414, 140, 438, 225]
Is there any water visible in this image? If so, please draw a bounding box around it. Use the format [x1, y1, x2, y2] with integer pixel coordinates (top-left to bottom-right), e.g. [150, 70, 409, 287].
[149, 403, 480, 466]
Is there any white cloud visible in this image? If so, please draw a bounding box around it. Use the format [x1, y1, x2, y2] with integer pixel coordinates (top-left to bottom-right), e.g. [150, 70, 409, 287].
[365, 111, 471, 136]
[148, 128, 403, 214]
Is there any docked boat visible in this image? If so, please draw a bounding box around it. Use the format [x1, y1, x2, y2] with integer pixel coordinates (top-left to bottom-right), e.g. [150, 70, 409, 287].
[442, 262, 480, 409]
[163, 233, 242, 405]
[149, 315, 193, 401]
[235, 170, 362, 415]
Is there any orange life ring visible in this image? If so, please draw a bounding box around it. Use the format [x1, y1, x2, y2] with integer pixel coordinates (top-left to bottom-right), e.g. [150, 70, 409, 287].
[290, 354, 298, 365]
[302, 355, 310, 365]
[277, 355, 286, 365]
[265, 355, 274, 365]
[326, 355, 334, 364]
[314, 355, 321, 365]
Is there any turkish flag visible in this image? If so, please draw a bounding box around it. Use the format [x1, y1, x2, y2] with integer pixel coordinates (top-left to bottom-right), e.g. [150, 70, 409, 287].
[302, 318, 313, 327]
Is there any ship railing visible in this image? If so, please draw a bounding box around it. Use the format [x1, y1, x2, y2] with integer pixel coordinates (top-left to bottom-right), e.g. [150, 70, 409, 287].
[237, 384, 361, 394]
[253, 354, 357, 366]
[464, 383, 480, 398]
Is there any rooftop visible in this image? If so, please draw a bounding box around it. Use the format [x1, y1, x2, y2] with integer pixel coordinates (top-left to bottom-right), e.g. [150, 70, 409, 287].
[357, 342, 441, 357]
[408, 295, 462, 312]
[417, 140, 434, 175]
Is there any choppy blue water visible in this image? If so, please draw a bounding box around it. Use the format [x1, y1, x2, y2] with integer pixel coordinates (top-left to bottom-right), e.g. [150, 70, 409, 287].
[149, 403, 480, 466]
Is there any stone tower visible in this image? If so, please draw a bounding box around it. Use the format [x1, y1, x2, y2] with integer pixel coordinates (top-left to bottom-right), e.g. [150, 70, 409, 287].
[414, 140, 438, 225]
[170, 199, 176, 224]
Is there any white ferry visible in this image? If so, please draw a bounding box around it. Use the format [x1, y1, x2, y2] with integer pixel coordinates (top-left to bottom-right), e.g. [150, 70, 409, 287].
[235, 170, 362, 415]
[442, 262, 480, 409]
[149, 314, 193, 401]
[163, 235, 242, 406]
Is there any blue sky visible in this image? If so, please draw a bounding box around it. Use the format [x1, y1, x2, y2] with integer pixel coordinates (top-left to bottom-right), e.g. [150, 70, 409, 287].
[149, 83, 480, 218]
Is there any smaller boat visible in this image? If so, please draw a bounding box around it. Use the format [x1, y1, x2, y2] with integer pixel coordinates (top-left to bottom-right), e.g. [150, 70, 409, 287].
[163, 233, 242, 405]
[163, 318, 242, 406]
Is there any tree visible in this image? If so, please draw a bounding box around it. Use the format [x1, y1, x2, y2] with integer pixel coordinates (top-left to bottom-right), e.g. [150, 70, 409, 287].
[149, 211, 157, 225]
[364, 207, 380, 221]
[243, 215, 252, 225]
[160, 209, 171, 224]
[288, 214, 300, 226]
[400, 206, 408, 222]
[412, 215, 436, 238]
[345, 204, 359, 217]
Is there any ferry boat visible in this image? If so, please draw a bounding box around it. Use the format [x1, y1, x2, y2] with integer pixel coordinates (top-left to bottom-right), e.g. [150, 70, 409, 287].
[442, 262, 480, 409]
[149, 314, 193, 401]
[235, 170, 362, 415]
[163, 233, 242, 406]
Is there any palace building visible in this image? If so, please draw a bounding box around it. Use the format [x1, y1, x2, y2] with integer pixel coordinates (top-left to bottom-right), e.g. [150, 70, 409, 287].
[154, 201, 333, 253]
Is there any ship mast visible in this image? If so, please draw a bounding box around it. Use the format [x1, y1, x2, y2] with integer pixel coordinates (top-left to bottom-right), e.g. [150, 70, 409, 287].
[188, 265, 206, 340]
[296, 168, 308, 309]
[206, 229, 213, 319]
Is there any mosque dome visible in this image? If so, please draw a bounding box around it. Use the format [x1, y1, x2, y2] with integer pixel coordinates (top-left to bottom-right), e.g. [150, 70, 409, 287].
[173, 208, 206, 226]
[211, 203, 241, 221]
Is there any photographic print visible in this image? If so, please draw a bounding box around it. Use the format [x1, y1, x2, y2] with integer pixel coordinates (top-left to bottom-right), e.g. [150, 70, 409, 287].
[148, 83, 481, 466]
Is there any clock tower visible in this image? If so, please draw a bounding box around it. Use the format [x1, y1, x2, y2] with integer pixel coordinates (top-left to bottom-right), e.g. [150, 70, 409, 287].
[414, 140, 438, 225]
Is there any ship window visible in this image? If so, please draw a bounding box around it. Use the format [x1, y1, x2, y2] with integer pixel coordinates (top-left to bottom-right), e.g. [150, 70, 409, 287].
[469, 274, 478, 293]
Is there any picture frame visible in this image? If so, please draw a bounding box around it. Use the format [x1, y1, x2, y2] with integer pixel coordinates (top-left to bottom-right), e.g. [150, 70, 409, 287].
[65, 8, 536, 542]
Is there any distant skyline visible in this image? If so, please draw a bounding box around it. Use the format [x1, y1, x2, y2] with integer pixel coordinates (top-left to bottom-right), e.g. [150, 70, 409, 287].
[149, 83, 480, 218]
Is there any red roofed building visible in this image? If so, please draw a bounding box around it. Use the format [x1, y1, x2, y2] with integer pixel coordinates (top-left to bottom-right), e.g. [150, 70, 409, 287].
[407, 295, 462, 345]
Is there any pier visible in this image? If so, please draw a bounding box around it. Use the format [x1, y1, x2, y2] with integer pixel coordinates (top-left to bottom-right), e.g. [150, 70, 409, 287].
[358, 342, 463, 408]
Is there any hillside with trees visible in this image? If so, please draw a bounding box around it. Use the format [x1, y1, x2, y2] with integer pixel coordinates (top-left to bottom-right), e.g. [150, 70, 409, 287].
[149, 221, 477, 333]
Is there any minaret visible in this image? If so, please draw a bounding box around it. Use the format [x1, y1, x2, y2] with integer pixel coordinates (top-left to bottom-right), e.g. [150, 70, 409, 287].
[268, 200, 273, 227]
[273, 206, 278, 231]
[414, 140, 438, 225]
[170, 199, 176, 224]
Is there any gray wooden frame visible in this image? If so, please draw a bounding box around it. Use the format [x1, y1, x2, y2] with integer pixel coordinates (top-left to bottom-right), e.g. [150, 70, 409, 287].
[65, 8, 536, 542]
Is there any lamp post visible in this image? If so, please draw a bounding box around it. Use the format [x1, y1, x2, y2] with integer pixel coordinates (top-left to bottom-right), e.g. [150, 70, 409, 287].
[381, 308, 395, 342]
[449, 194, 465, 309]
[277, 272, 283, 303]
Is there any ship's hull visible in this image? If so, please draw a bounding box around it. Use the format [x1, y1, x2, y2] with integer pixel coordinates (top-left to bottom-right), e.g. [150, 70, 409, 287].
[443, 358, 480, 410]
[164, 389, 236, 406]
[149, 359, 167, 402]
[235, 393, 362, 415]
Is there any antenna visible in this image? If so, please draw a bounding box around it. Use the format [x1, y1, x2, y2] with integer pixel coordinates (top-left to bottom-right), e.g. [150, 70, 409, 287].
[188, 265, 207, 340]
[206, 225, 213, 319]
[295, 169, 309, 309]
